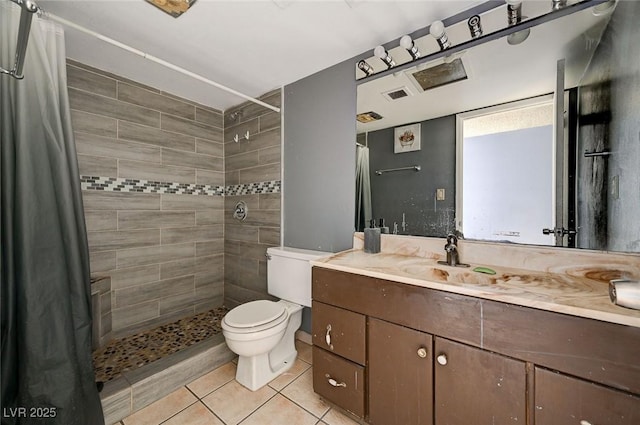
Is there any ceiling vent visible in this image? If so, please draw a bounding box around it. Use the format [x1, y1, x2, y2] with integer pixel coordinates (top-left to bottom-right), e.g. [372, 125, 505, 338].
[407, 58, 468, 92]
[382, 86, 413, 101]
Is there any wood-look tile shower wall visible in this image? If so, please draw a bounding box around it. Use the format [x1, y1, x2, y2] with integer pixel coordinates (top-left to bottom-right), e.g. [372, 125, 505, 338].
[223, 90, 282, 308]
[68, 60, 225, 337]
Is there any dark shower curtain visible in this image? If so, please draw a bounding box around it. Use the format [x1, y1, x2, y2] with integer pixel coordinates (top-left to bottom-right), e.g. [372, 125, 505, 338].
[1, 3, 104, 424]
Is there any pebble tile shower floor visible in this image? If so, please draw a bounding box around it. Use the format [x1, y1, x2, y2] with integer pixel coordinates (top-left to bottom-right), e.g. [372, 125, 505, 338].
[94, 307, 229, 383]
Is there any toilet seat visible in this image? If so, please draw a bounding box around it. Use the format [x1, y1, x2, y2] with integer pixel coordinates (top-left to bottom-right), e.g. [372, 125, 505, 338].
[222, 300, 288, 334]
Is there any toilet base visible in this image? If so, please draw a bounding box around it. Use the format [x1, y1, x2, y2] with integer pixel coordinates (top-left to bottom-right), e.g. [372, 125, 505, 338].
[236, 349, 297, 391]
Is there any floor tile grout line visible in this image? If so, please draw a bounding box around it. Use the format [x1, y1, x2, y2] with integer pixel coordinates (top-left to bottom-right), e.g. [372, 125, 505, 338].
[235, 390, 279, 425]
[199, 398, 229, 425]
[278, 388, 329, 421]
[188, 374, 235, 402]
[318, 408, 331, 423]
[269, 364, 328, 421]
[156, 390, 200, 425]
[234, 350, 315, 423]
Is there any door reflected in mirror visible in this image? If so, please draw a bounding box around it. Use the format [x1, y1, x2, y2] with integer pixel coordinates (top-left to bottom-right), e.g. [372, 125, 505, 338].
[457, 96, 555, 246]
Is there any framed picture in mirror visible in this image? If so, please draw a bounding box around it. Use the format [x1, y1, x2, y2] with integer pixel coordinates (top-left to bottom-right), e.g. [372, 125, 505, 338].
[394, 123, 421, 153]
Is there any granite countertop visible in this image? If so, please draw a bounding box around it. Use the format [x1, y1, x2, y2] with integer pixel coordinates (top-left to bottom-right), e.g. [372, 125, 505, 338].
[311, 249, 640, 328]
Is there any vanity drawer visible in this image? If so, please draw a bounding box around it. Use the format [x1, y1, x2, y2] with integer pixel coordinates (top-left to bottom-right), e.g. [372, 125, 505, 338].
[312, 301, 366, 365]
[535, 367, 640, 425]
[313, 346, 366, 419]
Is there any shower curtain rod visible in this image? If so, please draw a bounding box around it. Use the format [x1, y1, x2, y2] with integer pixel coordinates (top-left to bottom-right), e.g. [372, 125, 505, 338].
[1, 0, 38, 79]
[3, 0, 281, 113]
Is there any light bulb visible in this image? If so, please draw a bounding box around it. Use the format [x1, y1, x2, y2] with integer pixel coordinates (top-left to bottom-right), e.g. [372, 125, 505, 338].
[400, 35, 420, 60]
[373, 45, 395, 68]
[507, 29, 530, 45]
[429, 20, 445, 38]
[400, 35, 414, 50]
[374, 45, 387, 59]
[430, 20, 451, 50]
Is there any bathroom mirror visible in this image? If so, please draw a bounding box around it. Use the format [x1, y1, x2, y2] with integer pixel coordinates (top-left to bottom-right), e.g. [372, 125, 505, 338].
[356, 0, 640, 253]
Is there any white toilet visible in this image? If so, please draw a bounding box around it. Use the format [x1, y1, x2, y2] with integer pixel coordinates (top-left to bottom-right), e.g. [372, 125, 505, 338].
[222, 246, 329, 391]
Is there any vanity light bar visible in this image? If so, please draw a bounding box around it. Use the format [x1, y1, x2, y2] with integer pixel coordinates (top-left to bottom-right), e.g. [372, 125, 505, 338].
[356, 0, 610, 82]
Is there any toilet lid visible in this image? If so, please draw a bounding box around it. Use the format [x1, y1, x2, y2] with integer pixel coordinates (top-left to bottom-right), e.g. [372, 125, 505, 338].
[224, 300, 287, 328]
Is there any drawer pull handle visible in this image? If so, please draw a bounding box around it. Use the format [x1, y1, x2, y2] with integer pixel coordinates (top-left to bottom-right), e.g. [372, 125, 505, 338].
[437, 354, 448, 366]
[325, 374, 347, 388]
[417, 347, 428, 358]
[325, 324, 334, 350]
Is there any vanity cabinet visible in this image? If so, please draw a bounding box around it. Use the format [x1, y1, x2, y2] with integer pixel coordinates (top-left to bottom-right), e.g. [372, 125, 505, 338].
[434, 337, 526, 424]
[368, 318, 433, 425]
[311, 266, 640, 424]
[311, 300, 366, 365]
[535, 367, 640, 425]
[311, 300, 367, 419]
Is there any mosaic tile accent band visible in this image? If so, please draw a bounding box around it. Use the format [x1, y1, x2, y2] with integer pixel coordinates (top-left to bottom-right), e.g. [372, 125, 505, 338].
[81, 176, 225, 195]
[80, 176, 281, 196]
[225, 180, 281, 196]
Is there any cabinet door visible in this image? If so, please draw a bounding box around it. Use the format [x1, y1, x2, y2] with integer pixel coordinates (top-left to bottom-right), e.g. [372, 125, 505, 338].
[535, 367, 640, 425]
[434, 337, 526, 425]
[368, 318, 433, 425]
[312, 301, 366, 365]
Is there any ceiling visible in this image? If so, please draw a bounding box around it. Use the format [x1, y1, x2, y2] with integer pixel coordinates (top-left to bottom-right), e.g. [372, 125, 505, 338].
[357, 1, 612, 132]
[36, 0, 482, 111]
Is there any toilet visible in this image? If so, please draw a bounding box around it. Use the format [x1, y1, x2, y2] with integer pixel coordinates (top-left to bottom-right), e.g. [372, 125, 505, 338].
[222, 246, 329, 391]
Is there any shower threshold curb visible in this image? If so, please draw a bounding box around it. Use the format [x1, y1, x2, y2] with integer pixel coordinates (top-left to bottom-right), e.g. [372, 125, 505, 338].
[99, 333, 234, 425]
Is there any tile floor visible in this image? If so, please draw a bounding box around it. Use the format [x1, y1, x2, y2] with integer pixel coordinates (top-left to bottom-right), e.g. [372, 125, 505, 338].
[118, 341, 360, 425]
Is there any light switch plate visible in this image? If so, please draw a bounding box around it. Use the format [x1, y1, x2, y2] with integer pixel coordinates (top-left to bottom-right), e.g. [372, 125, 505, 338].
[611, 175, 619, 199]
[436, 188, 446, 201]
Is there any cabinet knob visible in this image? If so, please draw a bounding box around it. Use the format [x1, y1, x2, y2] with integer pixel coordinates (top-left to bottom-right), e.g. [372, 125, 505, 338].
[325, 324, 334, 350]
[437, 354, 448, 366]
[417, 347, 428, 358]
[579, 421, 592, 425]
[325, 374, 347, 388]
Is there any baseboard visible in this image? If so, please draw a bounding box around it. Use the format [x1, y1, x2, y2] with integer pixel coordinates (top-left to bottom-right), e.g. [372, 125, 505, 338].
[295, 330, 312, 345]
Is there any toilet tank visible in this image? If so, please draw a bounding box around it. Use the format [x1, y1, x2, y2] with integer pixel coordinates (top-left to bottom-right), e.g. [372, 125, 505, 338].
[266, 247, 331, 307]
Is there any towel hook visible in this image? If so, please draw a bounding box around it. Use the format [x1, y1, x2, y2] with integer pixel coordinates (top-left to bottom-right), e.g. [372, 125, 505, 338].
[233, 130, 250, 143]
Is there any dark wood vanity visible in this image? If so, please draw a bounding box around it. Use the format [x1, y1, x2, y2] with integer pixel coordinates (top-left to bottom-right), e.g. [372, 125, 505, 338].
[311, 266, 640, 425]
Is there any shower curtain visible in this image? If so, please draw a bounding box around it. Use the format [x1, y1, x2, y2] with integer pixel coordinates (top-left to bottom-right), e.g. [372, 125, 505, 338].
[1, 3, 105, 425]
[355, 144, 372, 232]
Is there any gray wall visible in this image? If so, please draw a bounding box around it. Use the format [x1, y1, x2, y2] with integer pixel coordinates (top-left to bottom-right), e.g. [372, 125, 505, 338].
[578, 0, 640, 252]
[283, 60, 357, 253]
[223, 90, 283, 308]
[69, 60, 225, 338]
[365, 115, 456, 237]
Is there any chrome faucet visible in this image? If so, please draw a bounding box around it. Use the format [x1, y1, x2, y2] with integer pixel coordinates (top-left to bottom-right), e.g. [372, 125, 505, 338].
[437, 234, 469, 267]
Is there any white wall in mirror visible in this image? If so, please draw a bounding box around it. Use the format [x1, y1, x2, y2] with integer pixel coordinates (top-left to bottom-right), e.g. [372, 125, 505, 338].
[458, 97, 555, 245]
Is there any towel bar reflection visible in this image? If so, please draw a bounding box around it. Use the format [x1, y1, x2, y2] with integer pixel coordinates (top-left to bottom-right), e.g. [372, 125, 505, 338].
[375, 165, 421, 176]
[584, 150, 611, 158]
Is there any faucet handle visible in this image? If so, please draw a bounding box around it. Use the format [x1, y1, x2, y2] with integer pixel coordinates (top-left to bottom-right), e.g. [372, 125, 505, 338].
[446, 233, 458, 245]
